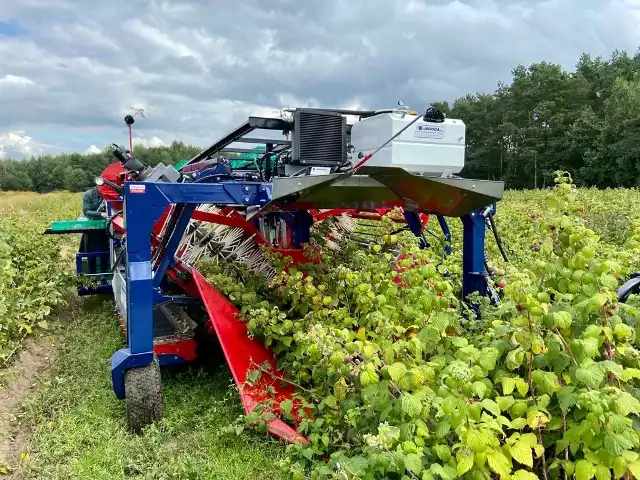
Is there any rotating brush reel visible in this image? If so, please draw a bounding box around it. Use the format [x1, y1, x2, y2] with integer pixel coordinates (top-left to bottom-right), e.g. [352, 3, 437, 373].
[176, 207, 359, 279]
[177, 205, 276, 278]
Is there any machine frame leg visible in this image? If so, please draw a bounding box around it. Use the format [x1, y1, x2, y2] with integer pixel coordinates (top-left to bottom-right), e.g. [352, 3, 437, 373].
[461, 205, 495, 301]
[110, 180, 272, 399]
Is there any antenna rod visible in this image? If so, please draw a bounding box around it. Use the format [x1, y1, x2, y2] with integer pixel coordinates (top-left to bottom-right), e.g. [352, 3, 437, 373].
[124, 115, 135, 154]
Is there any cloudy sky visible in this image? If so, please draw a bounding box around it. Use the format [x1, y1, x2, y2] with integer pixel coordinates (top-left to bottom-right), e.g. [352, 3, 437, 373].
[0, 0, 638, 160]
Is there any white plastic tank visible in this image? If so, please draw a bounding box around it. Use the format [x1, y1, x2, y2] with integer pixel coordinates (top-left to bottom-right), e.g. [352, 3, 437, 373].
[349, 111, 466, 175]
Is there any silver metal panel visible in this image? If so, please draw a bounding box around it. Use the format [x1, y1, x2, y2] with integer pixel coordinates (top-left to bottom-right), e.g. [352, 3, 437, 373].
[113, 270, 127, 324]
[268, 166, 504, 216]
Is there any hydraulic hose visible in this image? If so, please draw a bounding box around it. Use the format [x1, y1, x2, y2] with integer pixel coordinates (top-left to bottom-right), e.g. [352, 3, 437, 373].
[487, 212, 510, 263]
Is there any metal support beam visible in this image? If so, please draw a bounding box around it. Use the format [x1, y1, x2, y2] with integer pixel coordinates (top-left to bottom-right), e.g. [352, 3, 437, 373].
[461, 209, 488, 300]
[235, 137, 291, 146]
[436, 216, 452, 256]
[153, 204, 196, 288]
[403, 211, 428, 248]
[110, 179, 275, 396]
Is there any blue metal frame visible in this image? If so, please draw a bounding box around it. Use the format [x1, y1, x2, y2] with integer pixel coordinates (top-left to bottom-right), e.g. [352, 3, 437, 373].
[76, 239, 113, 296]
[436, 216, 452, 256]
[403, 211, 428, 248]
[110, 180, 273, 399]
[460, 203, 496, 301]
[109, 178, 498, 400]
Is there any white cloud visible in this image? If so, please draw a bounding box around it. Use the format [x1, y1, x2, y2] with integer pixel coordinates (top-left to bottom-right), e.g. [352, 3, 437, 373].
[0, 75, 35, 87]
[86, 144, 102, 154]
[0, 130, 43, 160]
[133, 136, 165, 148]
[0, 0, 639, 157]
[122, 18, 201, 60]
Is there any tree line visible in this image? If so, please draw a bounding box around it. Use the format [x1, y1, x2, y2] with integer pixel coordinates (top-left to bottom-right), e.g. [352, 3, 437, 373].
[2, 48, 640, 192]
[0, 142, 202, 193]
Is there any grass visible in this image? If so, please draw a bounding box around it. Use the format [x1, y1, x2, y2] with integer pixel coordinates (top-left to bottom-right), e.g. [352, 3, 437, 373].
[16, 296, 288, 480]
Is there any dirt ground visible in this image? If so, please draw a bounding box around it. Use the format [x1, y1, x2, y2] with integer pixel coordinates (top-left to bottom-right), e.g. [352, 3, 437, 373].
[0, 335, 58, 478]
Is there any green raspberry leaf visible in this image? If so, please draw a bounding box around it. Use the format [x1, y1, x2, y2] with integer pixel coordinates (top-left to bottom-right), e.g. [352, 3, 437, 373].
[401, 394, 422, 418]
[501, 377, 516, 395]
[456, 448, 474, 476]
[594, 464, 611, 480]
[616, 392, 640, 416]
[497, 396, 515, 412]
[360, 365, 379, 386]
[479, 347, 500, 370]
[513, 470, 539, 480]
[575, 460, 595, 480]
[604, 434, 634, 457]
[481, 398, 501, 417]
[576, 365, 604, 389]
[388, 362, 408, 383]
[487, 448, 512, 478]
[404, 453, 423, 475]
[509, 442, 533, 468]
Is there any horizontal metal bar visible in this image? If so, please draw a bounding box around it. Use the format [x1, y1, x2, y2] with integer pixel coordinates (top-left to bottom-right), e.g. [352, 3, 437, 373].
[247, 116, 291, 131]
[44, 228, 104, 235]
[220, 147, 274, 154]
[188, 120, 255, 164]
[148, 181, 272, 206]
[158, 296, 200, 305]
[296, 107, 377, 116]
[77, 251, 110, 257]
[234, 137, 291, 146]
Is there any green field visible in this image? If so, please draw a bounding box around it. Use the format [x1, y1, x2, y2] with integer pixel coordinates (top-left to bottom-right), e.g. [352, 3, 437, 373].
[0, 177, 639, 479]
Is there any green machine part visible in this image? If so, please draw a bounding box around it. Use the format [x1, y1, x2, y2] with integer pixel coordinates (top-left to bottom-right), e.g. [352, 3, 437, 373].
[230, 145, 270, 169]
[176, 146, 276, 172]
[44, 218, 107, 234]
[175, 159, 189, 170]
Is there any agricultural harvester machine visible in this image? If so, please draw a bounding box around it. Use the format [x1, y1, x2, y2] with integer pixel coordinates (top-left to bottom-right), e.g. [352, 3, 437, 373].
[45, 105, 506, 441]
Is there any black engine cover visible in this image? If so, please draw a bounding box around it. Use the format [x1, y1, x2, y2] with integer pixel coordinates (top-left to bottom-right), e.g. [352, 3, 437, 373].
[291, 109, 347, 166]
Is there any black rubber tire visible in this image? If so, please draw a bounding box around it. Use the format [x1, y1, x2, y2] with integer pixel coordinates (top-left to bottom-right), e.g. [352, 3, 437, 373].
[124, 355, 163, 433]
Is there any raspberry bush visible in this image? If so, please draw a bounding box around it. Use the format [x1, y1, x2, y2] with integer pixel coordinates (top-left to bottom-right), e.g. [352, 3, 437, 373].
[199, 172, 639, 479]
[0, 193, 76, 365]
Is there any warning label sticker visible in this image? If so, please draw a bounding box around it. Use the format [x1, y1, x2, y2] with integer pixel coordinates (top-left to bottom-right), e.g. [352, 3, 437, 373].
[414, 124, 446, 139]
[129, 184, 146, 194]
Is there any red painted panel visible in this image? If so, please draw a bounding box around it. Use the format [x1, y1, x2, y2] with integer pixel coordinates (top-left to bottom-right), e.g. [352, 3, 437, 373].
[192, 270, 308, 445]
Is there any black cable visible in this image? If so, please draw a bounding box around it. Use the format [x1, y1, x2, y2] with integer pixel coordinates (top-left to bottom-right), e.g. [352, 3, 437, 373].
[487, 212, 510, 263]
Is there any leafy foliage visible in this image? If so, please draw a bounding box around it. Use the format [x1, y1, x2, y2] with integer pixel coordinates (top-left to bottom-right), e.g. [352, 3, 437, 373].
[0, 192, 76, 364]
[199, 173, 640, 479]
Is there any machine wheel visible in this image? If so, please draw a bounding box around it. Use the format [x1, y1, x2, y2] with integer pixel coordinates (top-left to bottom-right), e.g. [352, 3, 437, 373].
[124, 355, 163, 433]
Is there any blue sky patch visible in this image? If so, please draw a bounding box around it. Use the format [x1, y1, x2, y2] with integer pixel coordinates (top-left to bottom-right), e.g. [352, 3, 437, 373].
[0, 19, 26, 37]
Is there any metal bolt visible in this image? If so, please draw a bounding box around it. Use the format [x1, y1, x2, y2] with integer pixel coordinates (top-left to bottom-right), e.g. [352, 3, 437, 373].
[243, 196, 250, 203]
[297, 182, 302, 186]
[243, 186, 250, 192]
